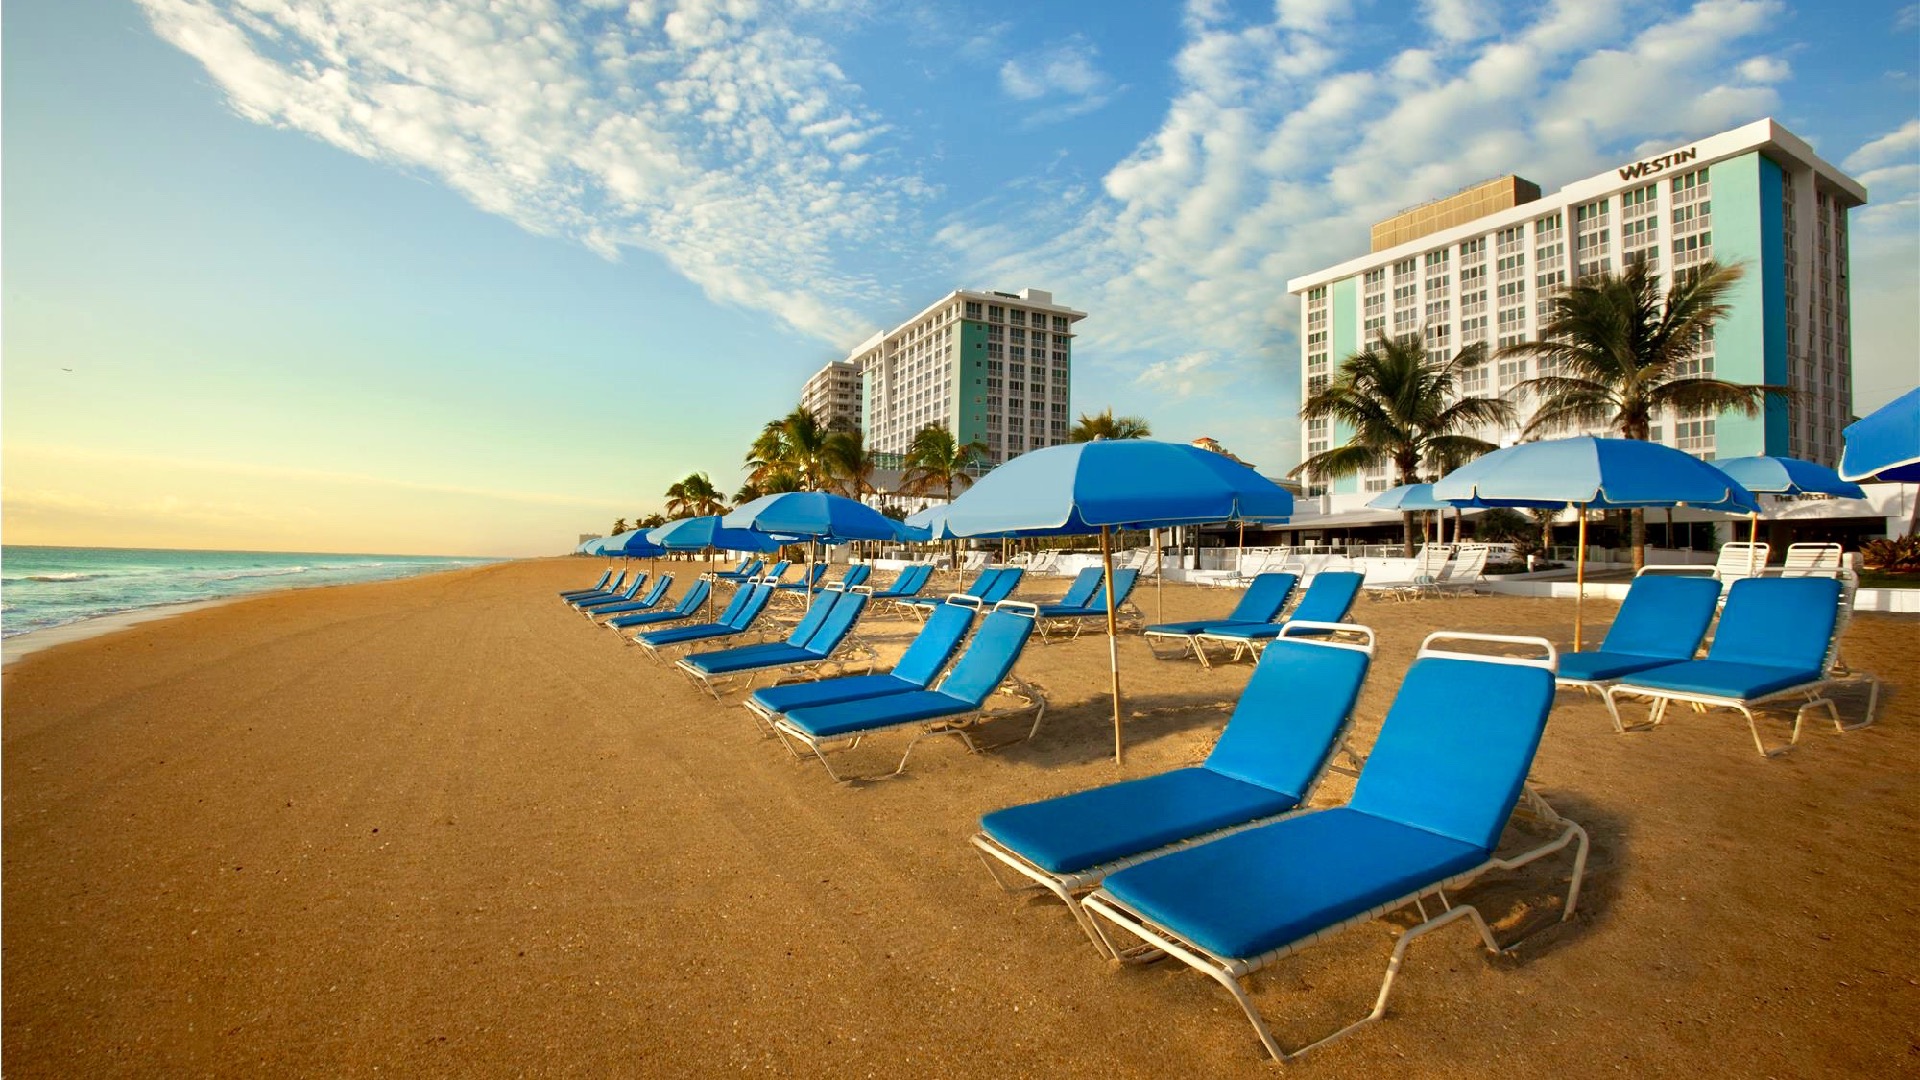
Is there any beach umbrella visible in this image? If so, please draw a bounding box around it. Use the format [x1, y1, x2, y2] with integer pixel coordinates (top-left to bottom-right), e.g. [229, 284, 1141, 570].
[1839, 386, 1920, 483]
[724, 492, 915, 608]
[1713, 455, 1869, 570]
[1433, 435, 1758, 649]
[648, 516, 784, 617]
[938, 439, 1294, 763]
[604, 531, 667, 558]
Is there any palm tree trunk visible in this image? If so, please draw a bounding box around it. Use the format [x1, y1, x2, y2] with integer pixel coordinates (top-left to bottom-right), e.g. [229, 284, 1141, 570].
[1402, 510, 1417, 557]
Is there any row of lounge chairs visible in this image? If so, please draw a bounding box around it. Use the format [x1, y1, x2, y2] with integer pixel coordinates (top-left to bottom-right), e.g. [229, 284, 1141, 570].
[1143, 571, 1365, 667]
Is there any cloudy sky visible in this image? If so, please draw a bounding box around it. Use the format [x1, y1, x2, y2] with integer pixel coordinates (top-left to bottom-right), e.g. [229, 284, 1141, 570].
[5, 0, 1916, 556]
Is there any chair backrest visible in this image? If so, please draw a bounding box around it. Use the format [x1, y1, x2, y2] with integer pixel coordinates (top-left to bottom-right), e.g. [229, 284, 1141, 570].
[806, 591, 868, 655]
[1444, 546, 1489, 582]
[840, 564, 872, 589]
[710, 581, 756, 624]
[978, 567, 1025, 604]
[740, 559, 764, 578]
[1781, 542, 1844, 578]
[1228, 573, 1298, 623]
[1103, 568, 1140, 609]
[1708, 577, 1843, 673]
[617, 574, 647, 600]
[638, 575, 672, 607]
[1414, 544, 1452, 577]
[783, 589, 841, 646]
[1288, 571, 1364, 624]
[884, 564, 930, 597]
[1205, 635, 1372, 799]
[587, 569, 612, 591]
[756, 560, 792, 583]
[1030, 550, 1059, 574]
[1714, 542, 1769, 582]
[1599, 575, 1720, 660]
[963, 551, 989, 571]
[960, 567, 995, 596]
[606, 570, 629, 593]
[892, 600, 980, 686]
[674, 579, 712, 614]
[936, 603, 1038, 705]
[1057, 567, 1104, 608]
[728, 583, 775, 629]
[1348, 651, 1556, 852]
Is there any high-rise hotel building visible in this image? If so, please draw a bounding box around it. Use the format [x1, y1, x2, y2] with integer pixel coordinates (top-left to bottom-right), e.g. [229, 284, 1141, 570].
[799, 360, 863, 433]
[845, 288, 1086, 467]
[1286, 119, 1867, 495]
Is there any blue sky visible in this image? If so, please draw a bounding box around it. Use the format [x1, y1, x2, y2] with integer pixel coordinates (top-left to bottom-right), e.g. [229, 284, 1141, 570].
[4, 0, 1916, 557]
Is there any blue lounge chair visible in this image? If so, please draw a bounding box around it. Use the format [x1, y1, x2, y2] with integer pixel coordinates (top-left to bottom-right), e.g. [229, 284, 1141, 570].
[773, 564, 831, 593]
[1144, 573, 1298, 662]
[1192, 571, 1365, 665]
[974, 621, 1373, 951]
[811, 563, 871, 593]
[1555, 575, 1720, 730]
[607, 579, 712, 632]
[559, 568, 614, 597]
[568, 572, 645, 609]
[1604, 576, 1871, 756]
[893, 567, 1022, 619]
[585, 574, 673, 617]
[633, 582, 776, 660]
[772, 601, 1046, 781]
[561, 569, 628, 605]
[708, 558, 762, 583]
[869, 564, 933, 603]
[1036, 567, 1141, 642]
[1080, 632, 1589, 1063]
[677, 589, 873, 698]
[744, 597, 980, 729]
[1038, 567, 1103, 611]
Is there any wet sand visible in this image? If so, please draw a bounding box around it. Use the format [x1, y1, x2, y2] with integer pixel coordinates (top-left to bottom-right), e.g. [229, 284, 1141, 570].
[4, 558, 1915, 1077]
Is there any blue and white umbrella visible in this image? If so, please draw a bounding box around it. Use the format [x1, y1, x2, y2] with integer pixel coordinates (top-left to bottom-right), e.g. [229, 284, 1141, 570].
[939, 439, 1295, 762]
[723, 492, 912, 609]
[1840, 386, 1920, 484]
[648, 515, 785, 616]
[603, 530, 667, 558]
[1434, 435, 1760, 649]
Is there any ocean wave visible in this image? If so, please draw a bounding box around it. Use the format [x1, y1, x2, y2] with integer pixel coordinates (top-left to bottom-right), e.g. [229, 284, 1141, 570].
[17, 572, 100, 582]
[200, 566, 310, 581]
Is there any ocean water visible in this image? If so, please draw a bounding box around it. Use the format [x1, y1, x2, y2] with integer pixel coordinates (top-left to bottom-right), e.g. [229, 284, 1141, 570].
[1, 546, 497, 639]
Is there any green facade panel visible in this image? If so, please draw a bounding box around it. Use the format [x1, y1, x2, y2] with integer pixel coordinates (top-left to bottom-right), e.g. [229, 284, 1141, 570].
[1704, 151, 1787, 458]
[956, 321, 990, 448]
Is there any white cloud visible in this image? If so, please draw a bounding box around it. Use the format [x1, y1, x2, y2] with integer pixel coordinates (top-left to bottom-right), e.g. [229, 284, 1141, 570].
[1422, 0, 1498, 44]
[998, 36, 1119, 124]
[1844, 118, 1920, 173]
[134, 0, 918, 346]
[944, 0, 1794, 471]
[1737, 55, 1790, 82]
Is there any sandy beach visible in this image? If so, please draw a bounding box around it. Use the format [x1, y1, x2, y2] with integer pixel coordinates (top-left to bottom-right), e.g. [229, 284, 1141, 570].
[4, 558, 1915, 1077]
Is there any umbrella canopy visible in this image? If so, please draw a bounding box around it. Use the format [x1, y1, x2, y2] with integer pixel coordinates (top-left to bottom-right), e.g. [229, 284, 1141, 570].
[1366, 483, 1452, 512]
[1713, 455, 1867, 500]
[940, 440, 1294, 537]
[722, 491, 912, 542]
[602, 531, 667, 558]
[938, 439, 1295, 764]
[1433, 436, 1760, 650]
[1432, 436, 1759, 512]
[646, 515, 783, 553]
[1839, 387, 1920, 483]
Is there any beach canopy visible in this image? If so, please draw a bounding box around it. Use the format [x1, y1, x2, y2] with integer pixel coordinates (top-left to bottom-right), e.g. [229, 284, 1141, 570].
[603, 531, 667, 558]
[1839, 387, 1920, 483]
[647, 515, 784, 553]
[1433, 436, 1760, 649]
[1432, 435, 1759, 512]
[723, 491, 916, 542]
[937, 439, 1295, 764]
[1366, 483, 1453, 512]
[1713, 456, 1867, 500]
[938, 439, 1293, 537]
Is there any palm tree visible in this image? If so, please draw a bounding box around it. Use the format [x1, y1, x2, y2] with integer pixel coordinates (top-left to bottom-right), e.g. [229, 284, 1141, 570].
[744, 407, 846, 492]
[1502, 258, 1779, 570]
[900, 424, 988, 565]
[663, 472, 727, 518]
[1069, 407, 1151, 442]
[823, 428, 878, 499]
[609, 517, 630, 536]
[1291, 333, 1513, 555]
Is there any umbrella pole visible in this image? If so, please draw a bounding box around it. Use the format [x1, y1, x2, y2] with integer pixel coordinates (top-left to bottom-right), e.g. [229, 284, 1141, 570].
[1748, 512, 1760, 575]
[1574, 506, 1588, 652]
[1153, 528, 1163, 623]
[1102, 526, 1124, 766]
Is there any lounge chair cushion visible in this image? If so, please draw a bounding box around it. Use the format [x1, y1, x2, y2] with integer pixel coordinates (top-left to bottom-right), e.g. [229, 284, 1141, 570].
[980, 768, 1298, 876]
[749, 674, 917, 716]
[1597, 576, 1721, 658]
[1101, 808, 1484, 959]
[1555, 650, 1680, 683]
[1618, 659, 1826, 700]
[1710, 578, 1841, 671]
[684, 643, 817, 676]
[782, 689, 969, 738]
[1205, 640, 1368, 795]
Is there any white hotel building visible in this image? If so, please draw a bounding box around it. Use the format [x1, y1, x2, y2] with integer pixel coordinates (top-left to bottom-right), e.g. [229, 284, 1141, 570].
[1286, 118, 1868, 497]
[843, 287, 1086, 468]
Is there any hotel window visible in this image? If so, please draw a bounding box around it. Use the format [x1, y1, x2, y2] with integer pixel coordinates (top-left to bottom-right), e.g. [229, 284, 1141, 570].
[1534, 240, 1564, 268]
[1009, 328, 1025, 344]
[1535, 267, 1566, 295]
[1052, 315, 1069, 332]
[1363, 267, 1386, 288]
[1460, 288, 1488, 317]
[1496, 253, 1525, 281]
[1461, 314, 1488, 343]
[1052, 350, 1068, 364]
[1621, 183, 1658, 217]
[1459, 236, 1487, 260]
[1394, 257, 1417, 277]
[1308, 374, 1329, 394]
[1425, 249, 1450, 269]
[987, 342, 1003, 359]
[1496, 280, 1525, 306]
[1497, 355, 1527, 387]
[1426, 298, 1451, 323]
[1459, 263, 1486, 289]
[1575, 199, 1610, 224]
[1009, 309, 1026, 325]
[1497, 226, 1525, 256]
[1674, 231, 1713, 270]
[1533, 212, 1563, 244]
[1462, 363, 1490, 393]
[988, 305, 1005, 322]
[1671, 199, 1711, 234]
[964, 301, 982, 319]
[1675, 410, 1715, 458]
[1670, 168, 1710, 204]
